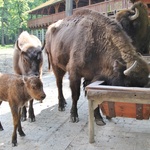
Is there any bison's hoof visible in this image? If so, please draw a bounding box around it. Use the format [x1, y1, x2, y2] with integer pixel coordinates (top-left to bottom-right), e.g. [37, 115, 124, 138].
[0, 126, 4, 131]
[29, 117, 36, 122]
[12, 141, 17, 147]
[95, 118, 106, 126]
[106, 116, 112, 120]
[0, 127, 4, 131]
[70, 116, 79, 123]
[21, 117, 27, 122]
[19, 132, 26, 137]
[58, 107, 65, 111]
[64, 100, 67, 105]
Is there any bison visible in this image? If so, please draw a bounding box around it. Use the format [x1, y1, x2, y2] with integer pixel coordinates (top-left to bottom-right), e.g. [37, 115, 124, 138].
[45, 9, 149, 125]
[13, 31, 45, 122]
[0, 73, 46, 146]
[116, 1, 150, 54]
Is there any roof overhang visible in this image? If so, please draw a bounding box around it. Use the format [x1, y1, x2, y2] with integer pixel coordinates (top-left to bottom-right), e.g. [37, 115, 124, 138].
[28, 0, 64, 14]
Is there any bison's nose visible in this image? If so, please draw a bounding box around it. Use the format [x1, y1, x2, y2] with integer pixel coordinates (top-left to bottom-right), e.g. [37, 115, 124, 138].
[41, 94, 46, 100]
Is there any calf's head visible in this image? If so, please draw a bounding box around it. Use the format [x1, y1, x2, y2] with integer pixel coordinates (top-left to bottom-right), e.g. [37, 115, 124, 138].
[23, 76, 46, 101]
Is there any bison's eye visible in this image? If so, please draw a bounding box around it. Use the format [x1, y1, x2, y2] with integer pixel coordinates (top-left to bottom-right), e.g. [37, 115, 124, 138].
[21, 52, 30, 63]
[31, 85, 37, 90]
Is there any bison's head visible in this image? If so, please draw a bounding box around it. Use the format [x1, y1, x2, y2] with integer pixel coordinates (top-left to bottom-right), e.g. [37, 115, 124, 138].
[16, 40, 45, 77]
[112, 57, 149, 87]
[23, 76, 46, 101]
[116, 2, 150, 54]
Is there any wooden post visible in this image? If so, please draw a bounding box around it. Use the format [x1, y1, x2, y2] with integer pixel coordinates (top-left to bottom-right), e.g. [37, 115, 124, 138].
[89, 0, 91, 5]
[88, 98, 95, 143]
[65, 0, 73, 16]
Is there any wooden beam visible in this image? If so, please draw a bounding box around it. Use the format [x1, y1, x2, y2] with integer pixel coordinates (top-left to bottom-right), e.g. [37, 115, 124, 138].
[54, 3, 60, 13]
[74, 0, 79, 8]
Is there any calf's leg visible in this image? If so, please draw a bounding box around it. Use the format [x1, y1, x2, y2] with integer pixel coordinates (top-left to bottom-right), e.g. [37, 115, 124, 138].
[28, 99, 35, 122]
[0, 121, 3, 131]
[18, 108, 26, 136]
[10, 104, 25, 146]
[0, 102, 3, 130]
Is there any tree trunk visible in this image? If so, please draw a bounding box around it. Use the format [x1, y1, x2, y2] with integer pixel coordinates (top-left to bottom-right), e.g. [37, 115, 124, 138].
[1, 6, 5, 46]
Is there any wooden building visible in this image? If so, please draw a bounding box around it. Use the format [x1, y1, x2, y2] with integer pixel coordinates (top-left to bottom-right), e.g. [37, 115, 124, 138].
[27, 0, 150, 42]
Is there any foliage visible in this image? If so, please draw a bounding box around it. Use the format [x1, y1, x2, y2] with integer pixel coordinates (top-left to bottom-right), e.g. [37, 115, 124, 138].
[0, 44, 14, 49]
[0, 0, 46, 45]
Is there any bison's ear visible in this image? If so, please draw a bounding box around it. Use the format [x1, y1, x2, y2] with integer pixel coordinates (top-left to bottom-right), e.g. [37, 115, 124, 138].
[113, 60, 122, 70]
[113, 60, 126, 72]
[16, 40, 22, 51]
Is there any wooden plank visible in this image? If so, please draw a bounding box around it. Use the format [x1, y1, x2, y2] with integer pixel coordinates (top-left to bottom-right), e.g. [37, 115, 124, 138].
[87, 90, 150, 104]
[86, 83, 150, 92]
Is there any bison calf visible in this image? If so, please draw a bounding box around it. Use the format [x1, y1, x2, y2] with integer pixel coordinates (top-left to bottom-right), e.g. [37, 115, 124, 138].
[0, 73, 46, 146]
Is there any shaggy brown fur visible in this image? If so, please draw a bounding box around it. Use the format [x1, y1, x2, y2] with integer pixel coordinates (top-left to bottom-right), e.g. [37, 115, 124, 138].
[45, 8, 149, 123]
[116, 1, 150, 54]
[0, 73, 46, 146]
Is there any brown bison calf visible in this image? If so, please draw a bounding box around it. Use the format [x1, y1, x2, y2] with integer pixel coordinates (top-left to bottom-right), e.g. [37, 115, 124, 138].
[0, 73, 46, 146]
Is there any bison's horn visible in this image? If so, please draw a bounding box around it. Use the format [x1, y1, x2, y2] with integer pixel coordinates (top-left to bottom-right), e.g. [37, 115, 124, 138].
[129, 8, 139, 20]
[41, 40, 46, 51]
[16, 40, 22, 51]
[124, 61, 138, 76]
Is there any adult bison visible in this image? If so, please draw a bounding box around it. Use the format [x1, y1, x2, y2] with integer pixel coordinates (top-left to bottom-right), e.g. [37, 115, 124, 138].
[13, 31, 45, 122]
[116, 1, 150, 54]
[45, 9, 149, 125]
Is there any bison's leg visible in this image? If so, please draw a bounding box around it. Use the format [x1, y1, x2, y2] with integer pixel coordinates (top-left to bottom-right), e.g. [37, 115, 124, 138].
[18, 108, 26, 136]
[69, 76, 81, 123]
[0, 102, 3, 131]
[21, 106, 27, 121]
[53, 66, 67, 111]
[0, 122, 3, 131]
[10, 105, 26, 146]
[28, 99, 35, 122]
[9, 104, 19, 146]
[94, 106, 106, 126]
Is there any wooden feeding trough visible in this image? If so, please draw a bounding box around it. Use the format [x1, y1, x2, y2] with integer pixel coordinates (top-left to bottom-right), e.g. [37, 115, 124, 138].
[86, 55, 150, 143]
[86, 81, 150, 143]
[100, 101, 150, 120]
[100, 55, 150, 120]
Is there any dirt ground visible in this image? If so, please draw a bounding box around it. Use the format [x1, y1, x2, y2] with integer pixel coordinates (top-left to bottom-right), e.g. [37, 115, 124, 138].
[0, 47, 49, 74]
[0, 48, 150, 150]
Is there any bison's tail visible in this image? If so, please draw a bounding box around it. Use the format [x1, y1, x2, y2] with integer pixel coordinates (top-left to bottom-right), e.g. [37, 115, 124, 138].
[47, 53, 51, 71]
[83, 79, 92, 96]
[44, 40, 51, 72]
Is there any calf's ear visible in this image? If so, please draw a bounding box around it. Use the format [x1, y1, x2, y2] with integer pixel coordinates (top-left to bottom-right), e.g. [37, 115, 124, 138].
[22, 76, 28, 83]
